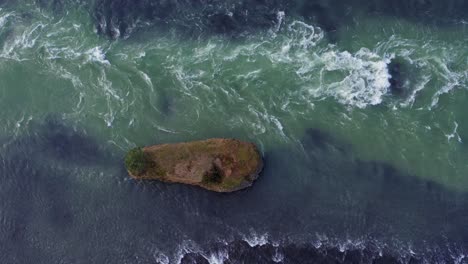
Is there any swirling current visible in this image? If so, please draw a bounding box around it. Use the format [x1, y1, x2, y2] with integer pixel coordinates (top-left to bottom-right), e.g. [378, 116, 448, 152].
[0, 0, 467, 263]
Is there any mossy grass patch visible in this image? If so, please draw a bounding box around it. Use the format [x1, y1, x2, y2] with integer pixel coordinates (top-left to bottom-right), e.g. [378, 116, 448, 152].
[125, 147, 151, 175]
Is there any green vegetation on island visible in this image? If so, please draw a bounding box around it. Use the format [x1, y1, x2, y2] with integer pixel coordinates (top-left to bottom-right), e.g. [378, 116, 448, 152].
[125, 139, 263, 192]
[125, 147, 151, 176]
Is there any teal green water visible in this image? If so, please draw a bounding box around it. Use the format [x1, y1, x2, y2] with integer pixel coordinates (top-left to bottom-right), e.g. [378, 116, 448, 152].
[1, 1, 468, 263]
[1, 3, 467, 189]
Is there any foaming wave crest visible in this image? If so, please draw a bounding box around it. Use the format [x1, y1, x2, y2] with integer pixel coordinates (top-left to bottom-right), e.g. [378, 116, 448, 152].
[319, 49, 391, 108]
[0, 5, 465, 147]
[267, 20, 391, 109]
[153, 233, 468, 264]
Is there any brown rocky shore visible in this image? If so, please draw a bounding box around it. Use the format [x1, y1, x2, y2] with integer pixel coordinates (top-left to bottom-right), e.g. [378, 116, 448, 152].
[125, 138, 263, 192]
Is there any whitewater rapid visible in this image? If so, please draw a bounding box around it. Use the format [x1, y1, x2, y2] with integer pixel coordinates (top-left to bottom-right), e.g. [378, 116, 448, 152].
[0, 2, 467, 263]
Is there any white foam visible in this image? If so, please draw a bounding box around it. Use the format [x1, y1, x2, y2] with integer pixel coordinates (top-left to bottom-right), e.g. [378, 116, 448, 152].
[243, 231, 269, 247]
[173, 240, 203, 264]
[153, 124, 179, 134]
[400, 75, 430, 108]
[319, 48, 391, 108]
[194, 42, 217, 61]
[109, 19, 121, 39]
[266, 21, 390, 109]
[152, 252, 169, 264]
[235, 69, 262, 81]
[93, 70, 125, 128]
[446, 121, 462, 143]
[1, 22, 45, 60]
[138, 70, 154, 91]
[134, 51, 146, 59]
[430, 70, 465, 109]
[454, 254, 466, 264]
[49, 64, 84, 88]
[84, 47, 110, 65]
[287, 20, 324, 49]
[205, 249, 229, 264]
[274, 11, 285, 32]
[0, 11, 13, 28]
[270, 115, 287, 139]
[272, 249, 284, 263]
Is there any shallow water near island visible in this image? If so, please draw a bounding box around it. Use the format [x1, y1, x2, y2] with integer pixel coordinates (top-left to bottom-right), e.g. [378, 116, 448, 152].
[0, 0, 467, 263]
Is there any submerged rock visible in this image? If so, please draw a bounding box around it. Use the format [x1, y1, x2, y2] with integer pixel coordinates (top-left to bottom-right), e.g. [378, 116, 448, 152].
[388, 60, 404, 94]
[388, 57, 411, 95]
[125, 139, 263, 192]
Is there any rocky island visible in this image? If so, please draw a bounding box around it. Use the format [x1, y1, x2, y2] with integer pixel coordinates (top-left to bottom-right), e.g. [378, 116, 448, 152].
[125, 139, 263, 192]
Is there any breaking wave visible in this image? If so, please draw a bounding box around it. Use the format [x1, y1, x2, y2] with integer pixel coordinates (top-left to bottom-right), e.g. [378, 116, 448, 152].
[151, 234, 468, 264]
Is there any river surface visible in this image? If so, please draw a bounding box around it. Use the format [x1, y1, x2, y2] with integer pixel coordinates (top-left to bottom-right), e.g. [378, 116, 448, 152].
[0, 0, 467, 263]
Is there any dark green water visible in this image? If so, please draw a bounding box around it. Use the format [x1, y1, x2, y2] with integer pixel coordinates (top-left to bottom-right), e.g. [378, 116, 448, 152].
[0, 0, 467, 263]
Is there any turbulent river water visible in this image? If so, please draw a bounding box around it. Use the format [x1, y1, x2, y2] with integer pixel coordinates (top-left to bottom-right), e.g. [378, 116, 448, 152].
[0, 0, 467, 263]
